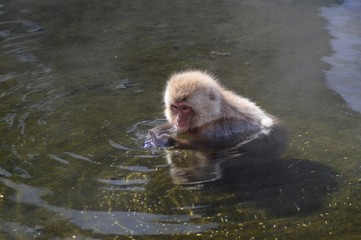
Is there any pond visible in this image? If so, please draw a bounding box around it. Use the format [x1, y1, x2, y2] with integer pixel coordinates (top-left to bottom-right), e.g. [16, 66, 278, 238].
[1, 0, 361, 239]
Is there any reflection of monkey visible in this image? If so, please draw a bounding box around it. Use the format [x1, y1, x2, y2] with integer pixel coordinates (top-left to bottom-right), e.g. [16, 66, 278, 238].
[145, 70, 287, 176]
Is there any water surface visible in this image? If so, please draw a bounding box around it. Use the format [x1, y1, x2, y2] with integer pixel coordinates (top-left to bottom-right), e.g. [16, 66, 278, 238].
[1, 0, 361, 239]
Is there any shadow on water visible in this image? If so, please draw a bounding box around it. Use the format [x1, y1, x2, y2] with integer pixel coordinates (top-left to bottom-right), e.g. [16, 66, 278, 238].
[221, 158, 336, 216]
[167, 153, 337, 217]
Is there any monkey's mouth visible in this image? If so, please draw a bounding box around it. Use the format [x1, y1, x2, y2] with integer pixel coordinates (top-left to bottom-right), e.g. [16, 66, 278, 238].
[175, 121, 188, 132]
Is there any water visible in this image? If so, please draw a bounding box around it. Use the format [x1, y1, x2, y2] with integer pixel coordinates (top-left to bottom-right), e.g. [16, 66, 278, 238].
[321, 0, 361, 113]
[1, 0, 361, 239]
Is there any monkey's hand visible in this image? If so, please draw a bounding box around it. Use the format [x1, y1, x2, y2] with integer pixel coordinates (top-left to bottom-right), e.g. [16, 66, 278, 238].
[144, 131, 176, 148]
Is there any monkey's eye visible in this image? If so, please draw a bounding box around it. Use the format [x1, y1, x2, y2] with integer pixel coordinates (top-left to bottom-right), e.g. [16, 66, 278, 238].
[171, 105, 178, 111]
[179, 105, 191, 112]
[171, 104, 191, 113]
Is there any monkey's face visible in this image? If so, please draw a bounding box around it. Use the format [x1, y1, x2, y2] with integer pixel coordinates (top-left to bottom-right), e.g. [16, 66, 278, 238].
[170, 102, 193, 133]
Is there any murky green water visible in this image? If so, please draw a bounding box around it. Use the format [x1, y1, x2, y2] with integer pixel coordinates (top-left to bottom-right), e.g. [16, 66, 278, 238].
[1, 0, 361, 239]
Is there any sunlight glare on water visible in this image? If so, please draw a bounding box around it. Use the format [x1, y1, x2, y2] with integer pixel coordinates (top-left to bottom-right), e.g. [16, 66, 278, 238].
[321, 0, 361, 113]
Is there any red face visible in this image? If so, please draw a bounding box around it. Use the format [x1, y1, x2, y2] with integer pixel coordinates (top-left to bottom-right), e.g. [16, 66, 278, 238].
[171, 102, 193, 132]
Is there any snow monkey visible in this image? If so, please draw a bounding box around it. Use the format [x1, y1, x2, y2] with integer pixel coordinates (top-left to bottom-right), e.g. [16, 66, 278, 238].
[145, 70, 287, 164]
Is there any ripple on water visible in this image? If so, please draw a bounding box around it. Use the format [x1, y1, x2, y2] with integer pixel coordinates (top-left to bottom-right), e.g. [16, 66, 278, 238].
[0, 178, 218, 235]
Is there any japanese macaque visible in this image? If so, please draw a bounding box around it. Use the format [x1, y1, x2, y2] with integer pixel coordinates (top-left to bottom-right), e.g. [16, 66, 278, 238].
[145, 70, 287, 175]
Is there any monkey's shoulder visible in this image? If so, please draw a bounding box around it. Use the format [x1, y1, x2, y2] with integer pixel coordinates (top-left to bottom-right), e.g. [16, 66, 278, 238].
[194, 117, 262, 139]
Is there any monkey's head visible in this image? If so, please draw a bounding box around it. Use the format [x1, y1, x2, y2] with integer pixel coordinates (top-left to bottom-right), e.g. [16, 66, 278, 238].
[164, 71, 222, 132]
